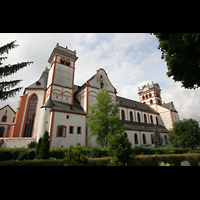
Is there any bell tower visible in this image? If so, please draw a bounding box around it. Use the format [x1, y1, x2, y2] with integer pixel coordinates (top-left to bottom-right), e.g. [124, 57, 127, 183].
[45, 43, 78, 105]
[138, 81, 162, 106]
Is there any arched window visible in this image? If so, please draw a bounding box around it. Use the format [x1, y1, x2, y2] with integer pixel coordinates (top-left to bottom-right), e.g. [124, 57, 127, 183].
[121, 110, 125, 120]
[124, 132, 128, 138]
[146, 94, 148, 99]
[150, 115, 153, 124]
[164, 135, 168, 144]
[0, 127, 5, 137]
[23, 94, 38, 137]
[137, 113, 141, 122]
[150, 99, 153, 104]
[134, 133, 138, 144]
[151, 134, 154, 144]
[144, 114, 147, 123]
[130, 111, 133, 121]
[156, 116, 159, 125]
[1, 115, 7, 122]
[142, 134, 146, 144]
[60, 59, 65, 64]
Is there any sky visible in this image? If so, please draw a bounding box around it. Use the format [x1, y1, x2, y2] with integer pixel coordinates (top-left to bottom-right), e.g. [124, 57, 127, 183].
[0, 33, 200, 121]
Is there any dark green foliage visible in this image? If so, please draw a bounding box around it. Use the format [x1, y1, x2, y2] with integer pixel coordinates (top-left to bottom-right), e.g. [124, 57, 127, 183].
[35, 137, 42, 159]
[37, 131, 49, 159]
[29, 140, 37, 148]
[89, 147, 102, 158]
[168, 118, 200, 149]
[0, 40, 33, 100]
[107, 133, 133, 166]
[152, 33, 200, 89]
[64, 145, 89, 166]
[18, 150, 35, 160]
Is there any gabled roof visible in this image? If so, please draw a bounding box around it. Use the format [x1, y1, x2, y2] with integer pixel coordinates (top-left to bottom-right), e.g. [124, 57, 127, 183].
[26, 67, 49, 90]
[0, 104, 16, 114]
[117, 96, 158, 114]
[161, 102, 177, 111]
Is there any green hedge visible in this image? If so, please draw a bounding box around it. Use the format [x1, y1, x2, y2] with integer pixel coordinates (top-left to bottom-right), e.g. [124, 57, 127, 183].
[1, 154, 200, 166]
[134, 153, 200, 166]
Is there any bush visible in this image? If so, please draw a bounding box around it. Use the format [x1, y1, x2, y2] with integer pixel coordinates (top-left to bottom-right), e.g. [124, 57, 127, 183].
[28, 141, 37, 148]
[64, 145, 89, 166]
[107, 134, 133, 166]
[134, 153, 200, 166]
[89, 147, 102, 158]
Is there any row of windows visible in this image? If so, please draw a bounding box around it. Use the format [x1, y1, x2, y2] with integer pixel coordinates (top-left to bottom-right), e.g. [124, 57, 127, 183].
[56, 125, 81, 137]
[124, 132, 168, 145]
[121, 110, 159, 125]
[1, 115, 15, 123]
[142, 92, 160, 100]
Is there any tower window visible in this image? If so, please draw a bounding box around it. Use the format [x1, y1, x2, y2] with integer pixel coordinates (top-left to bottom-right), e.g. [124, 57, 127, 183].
[100, 82, 104, 88]
[61, 59, 65, 64]
[66, 61, 70, 66]
[150, 100, 153, 104]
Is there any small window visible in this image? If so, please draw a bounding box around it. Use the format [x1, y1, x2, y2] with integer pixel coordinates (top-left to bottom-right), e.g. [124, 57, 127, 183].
[134, 133, 138, 144]
[150, 115, 153, 124]
[13, 117, 15, 123]
[77, 127, 81, 134]
[146, 94, 148, 99]
[36, 81, 41, 85]
[61, 59, 65, 64]
[100, 75, 103, 79]
[130, 111, 133, 121]
[1, 115, 7, 122]
[150, 100, 153, 104]
[151, 134, 154, 144]
[124, 132, 128, 138]
[144, 114, 147, 123]
[66, 61, 70, 66]
[149, 93, 152, 97]
[100, 82, 104, 88]
[69, 126, 74, 134]
[66, 115, 69, 119]
[164, 135, 168, 144]
[137, 113, 141, 122]
[0, 127, 5, 137]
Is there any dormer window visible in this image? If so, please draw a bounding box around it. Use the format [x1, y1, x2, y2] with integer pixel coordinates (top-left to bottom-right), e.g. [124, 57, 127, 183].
[36, 81, 41, 85]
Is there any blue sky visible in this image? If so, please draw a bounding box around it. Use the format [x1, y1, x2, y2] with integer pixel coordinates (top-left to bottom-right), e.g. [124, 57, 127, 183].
[0, 33, 200, 121]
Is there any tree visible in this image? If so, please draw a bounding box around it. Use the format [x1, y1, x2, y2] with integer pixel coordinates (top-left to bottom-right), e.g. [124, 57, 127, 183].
[86, 87, 127, 147]
[38, 131, 49, 159]
[0, 40, 33, 100]
[152, 125, 164, 148]
[107, 133, 134, 166]
[35, 137, 42, 159]
[168, 118, 200, 150]
[152, 33, 200, 89]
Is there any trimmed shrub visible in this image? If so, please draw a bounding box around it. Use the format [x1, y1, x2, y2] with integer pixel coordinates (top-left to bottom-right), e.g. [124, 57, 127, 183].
[64, 145, 89, 166]
[89, 147, 102, 158]
[107, 134, 133, 166]
[28, 141, 37, 148]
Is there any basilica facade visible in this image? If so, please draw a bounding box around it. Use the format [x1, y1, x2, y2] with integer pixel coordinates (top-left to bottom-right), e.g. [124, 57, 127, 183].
[0, 43, 179, 148]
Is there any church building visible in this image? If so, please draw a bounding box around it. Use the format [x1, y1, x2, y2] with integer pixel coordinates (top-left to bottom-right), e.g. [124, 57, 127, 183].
[0, 43, 179, 148]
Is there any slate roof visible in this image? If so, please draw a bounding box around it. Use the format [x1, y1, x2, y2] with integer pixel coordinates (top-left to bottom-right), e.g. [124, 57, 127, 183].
[117, 96, 158, 114]
[41, 98, 86, 115]
[122, 120, 168, 133]
[161, 102, 177, 111]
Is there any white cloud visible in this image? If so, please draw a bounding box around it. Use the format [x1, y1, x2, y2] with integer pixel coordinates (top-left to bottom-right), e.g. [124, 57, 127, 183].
[0, 33, 199, 122]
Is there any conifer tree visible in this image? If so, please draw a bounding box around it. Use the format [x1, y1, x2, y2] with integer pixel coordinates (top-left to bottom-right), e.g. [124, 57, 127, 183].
[38, 131, 49, 159]
[0, 40, 33, 100]
[152, 125, 163, 148]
